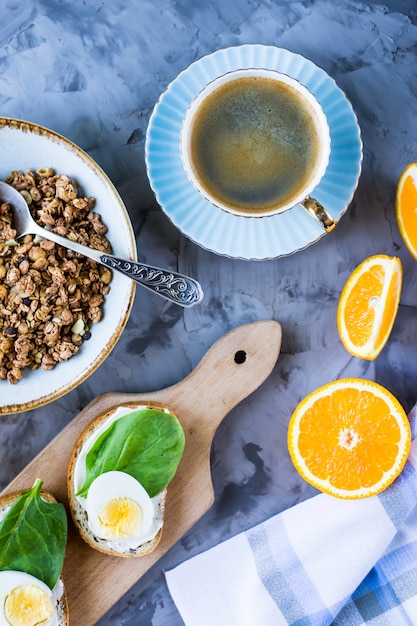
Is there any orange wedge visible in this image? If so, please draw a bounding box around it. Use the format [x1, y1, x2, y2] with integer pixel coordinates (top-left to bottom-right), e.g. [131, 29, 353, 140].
[337, 254, 402, 360]
[396, 162, 417, 260]
[287, 378, 411, 499]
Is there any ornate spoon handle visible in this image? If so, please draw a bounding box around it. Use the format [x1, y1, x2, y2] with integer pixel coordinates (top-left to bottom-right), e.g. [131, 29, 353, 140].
[100, 254, 204, 307]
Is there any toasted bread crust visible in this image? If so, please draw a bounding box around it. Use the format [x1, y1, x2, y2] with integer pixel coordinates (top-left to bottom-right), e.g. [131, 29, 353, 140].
[0, 488, 69, 626]
[67, 401, 171, 557]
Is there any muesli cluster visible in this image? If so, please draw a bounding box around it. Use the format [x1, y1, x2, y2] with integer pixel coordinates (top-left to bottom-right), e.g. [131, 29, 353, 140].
[0, 169, 112, 384]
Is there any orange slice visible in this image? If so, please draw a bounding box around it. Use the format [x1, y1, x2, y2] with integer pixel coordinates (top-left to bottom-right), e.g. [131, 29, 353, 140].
[337, 254, 402, 360]
[287, 378, 411, 499]
[396, 162, 417, 260]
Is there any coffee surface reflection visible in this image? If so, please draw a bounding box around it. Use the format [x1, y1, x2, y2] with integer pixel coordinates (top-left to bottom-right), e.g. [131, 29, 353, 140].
[186, 75, 323, 214]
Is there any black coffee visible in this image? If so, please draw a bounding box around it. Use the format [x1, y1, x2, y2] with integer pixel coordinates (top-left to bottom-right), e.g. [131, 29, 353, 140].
[187, 76, 322, 213]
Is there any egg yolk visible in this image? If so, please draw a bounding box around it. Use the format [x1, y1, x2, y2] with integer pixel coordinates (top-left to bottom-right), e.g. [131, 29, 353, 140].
[4, 583, 53, 626]
[98, 496, 142, 539]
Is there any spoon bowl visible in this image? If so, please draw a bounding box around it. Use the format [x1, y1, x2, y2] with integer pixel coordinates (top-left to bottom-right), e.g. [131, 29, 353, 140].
[0, 181, 203, 307]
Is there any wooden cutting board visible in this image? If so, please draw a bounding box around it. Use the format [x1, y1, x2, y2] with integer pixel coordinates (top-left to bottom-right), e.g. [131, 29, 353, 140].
[1, 320, 282, 624]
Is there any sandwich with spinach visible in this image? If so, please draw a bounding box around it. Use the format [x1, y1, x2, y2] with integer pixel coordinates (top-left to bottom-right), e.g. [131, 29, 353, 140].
[0, 478, 68, 625]
[67, 402, 185, 557]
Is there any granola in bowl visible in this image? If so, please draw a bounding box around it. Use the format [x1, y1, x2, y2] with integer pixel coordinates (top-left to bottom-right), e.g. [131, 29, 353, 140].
[0, 169, 113, 384]
[0, 117, 136, 413]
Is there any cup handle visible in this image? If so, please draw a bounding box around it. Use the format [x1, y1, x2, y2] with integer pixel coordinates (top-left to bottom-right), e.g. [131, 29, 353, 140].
[300, 196, 336, 232]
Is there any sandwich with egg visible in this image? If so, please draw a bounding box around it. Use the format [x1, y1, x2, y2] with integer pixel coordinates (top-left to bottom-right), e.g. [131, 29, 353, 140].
[0, 478, 68, 626]
[67, 402, 185, 557]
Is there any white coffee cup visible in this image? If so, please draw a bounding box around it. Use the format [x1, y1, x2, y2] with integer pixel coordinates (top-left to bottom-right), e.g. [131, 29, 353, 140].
[180, 68, 334, 231]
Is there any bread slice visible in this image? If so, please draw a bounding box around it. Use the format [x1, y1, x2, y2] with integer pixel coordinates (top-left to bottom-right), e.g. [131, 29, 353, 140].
[0, 488, 69, 626]
[67, 401, 170, 558]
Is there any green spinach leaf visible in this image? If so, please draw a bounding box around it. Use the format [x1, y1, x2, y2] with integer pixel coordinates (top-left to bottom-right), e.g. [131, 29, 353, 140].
[0, 478, 67, 589]
[76, 408, 185, 498]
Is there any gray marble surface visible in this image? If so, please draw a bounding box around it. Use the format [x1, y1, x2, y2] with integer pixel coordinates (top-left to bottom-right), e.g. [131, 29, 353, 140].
[1, 0, 417, 624]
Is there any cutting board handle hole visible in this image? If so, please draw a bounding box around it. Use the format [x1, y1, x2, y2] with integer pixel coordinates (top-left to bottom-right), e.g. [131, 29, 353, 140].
[234, 350, 247, 364]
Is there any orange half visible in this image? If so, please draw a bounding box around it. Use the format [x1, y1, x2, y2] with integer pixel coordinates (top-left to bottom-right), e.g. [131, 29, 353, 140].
[287, 378, 411, 499]
[337, 254, 402, 360]
[396, 162, 417, 260]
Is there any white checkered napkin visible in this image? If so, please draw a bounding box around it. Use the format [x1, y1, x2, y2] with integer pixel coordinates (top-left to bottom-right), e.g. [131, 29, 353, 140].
[165, 404, 417, 626]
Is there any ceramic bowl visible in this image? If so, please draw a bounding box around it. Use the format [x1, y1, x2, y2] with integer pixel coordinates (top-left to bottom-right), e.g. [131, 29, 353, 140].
[0, 118, 136, 414]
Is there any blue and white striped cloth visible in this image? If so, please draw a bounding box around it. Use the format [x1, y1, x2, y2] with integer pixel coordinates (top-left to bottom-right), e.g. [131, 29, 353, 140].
[166, 403, 417, 625]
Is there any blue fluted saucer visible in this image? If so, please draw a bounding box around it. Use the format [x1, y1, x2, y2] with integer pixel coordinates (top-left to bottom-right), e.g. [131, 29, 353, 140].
[145, 45, 362, 260]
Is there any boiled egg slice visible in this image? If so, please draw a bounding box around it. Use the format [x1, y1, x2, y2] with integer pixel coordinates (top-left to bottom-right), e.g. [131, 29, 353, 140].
[0, 570, 58, 626]
[84, 471, 161, 547]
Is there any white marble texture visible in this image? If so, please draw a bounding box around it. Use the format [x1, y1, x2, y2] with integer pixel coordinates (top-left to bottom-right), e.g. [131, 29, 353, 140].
[1, 0, 417, 624]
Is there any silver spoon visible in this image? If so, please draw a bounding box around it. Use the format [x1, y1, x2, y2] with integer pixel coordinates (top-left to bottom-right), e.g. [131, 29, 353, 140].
[0, 181, 203, 307]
